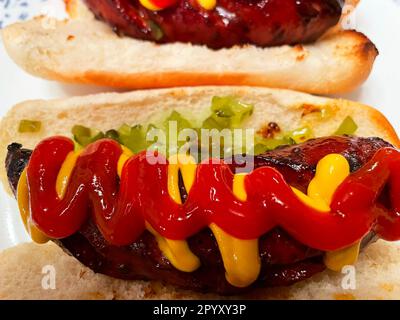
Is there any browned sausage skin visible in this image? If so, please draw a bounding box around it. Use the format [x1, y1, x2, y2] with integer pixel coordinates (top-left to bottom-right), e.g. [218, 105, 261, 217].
[5, 136, 389, 295]
[83, 0, 343, 49]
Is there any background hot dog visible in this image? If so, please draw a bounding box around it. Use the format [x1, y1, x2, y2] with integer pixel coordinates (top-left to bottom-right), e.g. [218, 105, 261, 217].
[84, 0, 343, 49]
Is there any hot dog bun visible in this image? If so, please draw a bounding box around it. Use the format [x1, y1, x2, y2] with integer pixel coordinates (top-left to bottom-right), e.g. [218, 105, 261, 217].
[0, 86, 399, 299]
[1, 0, 377, 95]
[2, 239, 400, 300]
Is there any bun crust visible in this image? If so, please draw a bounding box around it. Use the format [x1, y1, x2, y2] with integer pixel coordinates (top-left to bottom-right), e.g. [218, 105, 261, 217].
[1, 0, 377, 94]
[0, 86, 398, 299]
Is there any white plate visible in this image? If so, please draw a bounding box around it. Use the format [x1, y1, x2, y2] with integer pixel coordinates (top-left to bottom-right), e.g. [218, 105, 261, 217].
[0, 0, 400, 250]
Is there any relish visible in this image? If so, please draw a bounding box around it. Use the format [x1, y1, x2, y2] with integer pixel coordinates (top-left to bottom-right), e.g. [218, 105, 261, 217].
[71, 97, 357, 158]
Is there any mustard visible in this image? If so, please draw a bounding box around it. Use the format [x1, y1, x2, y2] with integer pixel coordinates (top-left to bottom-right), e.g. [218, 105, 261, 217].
[17, 169, 49, 244]
[117, 146, 134, 177]
[167, 154, 197, 205]
[139, 0, 162, 11]
[56, 151, 81, 199]
[146, 222, 200, 272]
[139, 0, 217, 11]
[324, 241, 360, 271]
[232, 173, 247, 202]
[210, 223, 260, 288]
[290, 154, 360, 271]
[197, 0, 217, 10]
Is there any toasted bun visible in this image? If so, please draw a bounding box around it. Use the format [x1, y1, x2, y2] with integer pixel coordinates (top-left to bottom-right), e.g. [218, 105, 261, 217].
[0, 86, 398, 299]
[1, 0, 377, 95]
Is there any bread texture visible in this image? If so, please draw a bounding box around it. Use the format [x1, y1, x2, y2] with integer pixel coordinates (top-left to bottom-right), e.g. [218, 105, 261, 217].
[1, 240, 400, 300]
[0, 86, 399, 300]
[1, 0, 377, 95]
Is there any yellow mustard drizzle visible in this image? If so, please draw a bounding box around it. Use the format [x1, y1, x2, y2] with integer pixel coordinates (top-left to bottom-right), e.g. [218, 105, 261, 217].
[307, 154, 351, 207]
[217, 175, 262, 287]
[210, 223, 260, 288]
[232, 173, 248, 202]
[142, 153, 202, 272]
[167, 154, 197, 205]
[292, 154, 360, 271]
[324, 241, 360, 272]
[291, 154, 350, 212]
[117, 146, 134, 177]
[17, 146, 361, 285]
[146, 222, 200, 272]
[139, 0, 162, 11]
[167, 154, 261, 286]
[139, 0, 217, 11]
[56, 151, 81, 199]
[162, 154, 200, 272]
[17, 169, 49, 244]
[120, 150, 200, 273]
[197, 0, 217, 10]
[217, 172, 261, 287]
[291, 188, 330, 212]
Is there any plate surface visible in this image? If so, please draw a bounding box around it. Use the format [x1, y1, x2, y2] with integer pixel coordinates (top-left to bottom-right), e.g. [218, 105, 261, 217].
[0, 0, 400, 249]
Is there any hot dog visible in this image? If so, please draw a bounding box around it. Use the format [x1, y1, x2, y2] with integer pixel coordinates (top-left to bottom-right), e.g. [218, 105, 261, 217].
[1, 87, 400, 299]
[1, 0, 376, 94]
[84, 0, 343, 49]
[5, 135, 390, 294]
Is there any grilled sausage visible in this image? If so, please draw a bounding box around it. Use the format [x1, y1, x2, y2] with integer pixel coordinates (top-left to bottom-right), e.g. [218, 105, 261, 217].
[84, 0, 343, 49]
[5, 135, 389, 294]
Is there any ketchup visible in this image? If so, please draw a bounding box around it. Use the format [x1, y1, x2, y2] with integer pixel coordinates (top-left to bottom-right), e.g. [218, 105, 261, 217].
[26, 137, 400, 251]
[151, 0, 178, 9]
